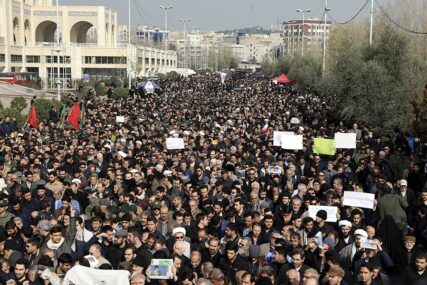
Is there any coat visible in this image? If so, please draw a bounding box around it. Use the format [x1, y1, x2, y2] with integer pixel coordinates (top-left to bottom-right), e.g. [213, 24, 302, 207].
[378, 193, 408, 227]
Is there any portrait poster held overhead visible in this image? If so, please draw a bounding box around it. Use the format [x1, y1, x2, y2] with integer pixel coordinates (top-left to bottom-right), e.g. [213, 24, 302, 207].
[149, 259, 173, 279]
[308, 205, 338, 222]
[166, 138, 185, 150]
[343, 191, 375, 209]
[334, 133, 357, 149]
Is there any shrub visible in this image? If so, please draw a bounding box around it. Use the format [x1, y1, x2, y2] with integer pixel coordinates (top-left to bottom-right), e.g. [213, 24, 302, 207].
[33, 98, 62, 122]
[112, 87, 128, 100]
[0, 108, 24, 126]
[10, 96, 28, 112]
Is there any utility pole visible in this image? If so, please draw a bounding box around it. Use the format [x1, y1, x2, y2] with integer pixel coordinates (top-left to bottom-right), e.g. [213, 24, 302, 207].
[322, 0, 330, 74]
[128, 0, 132, 89]
[179, 18, 190, 68]
[56, 0, 60, 101]
[369, 0, 374, 46]
[297, 9, 311, 56]
[160, 5, 173, 51]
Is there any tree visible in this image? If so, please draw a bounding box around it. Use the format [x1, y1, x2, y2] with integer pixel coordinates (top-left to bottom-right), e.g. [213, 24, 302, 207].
[112, 87, 128, 100]
[33, 98, 61, 122]
[0, 108, 24, 126]
[10, 96, 28, 112]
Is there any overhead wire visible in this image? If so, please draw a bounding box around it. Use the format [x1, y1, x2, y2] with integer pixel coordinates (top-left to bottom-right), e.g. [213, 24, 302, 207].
[327, 0, 370, 25]
[375, 0, 427, 34]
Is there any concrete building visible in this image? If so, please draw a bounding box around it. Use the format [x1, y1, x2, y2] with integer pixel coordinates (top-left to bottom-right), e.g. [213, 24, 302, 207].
[283, 18, 332, 56]
[0, 0, 177, 88]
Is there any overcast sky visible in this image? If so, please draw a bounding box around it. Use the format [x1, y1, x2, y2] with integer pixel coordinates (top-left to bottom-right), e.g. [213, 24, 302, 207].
[60, 0, 394, 31]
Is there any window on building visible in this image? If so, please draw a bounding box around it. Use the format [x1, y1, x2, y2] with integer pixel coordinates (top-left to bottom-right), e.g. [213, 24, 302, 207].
[0, 54, 5, 62]
[151, 58, 155, 65]
[26, 56, 40, 63]
[10, 55, 23, 63]
[145, 58, 149, 64]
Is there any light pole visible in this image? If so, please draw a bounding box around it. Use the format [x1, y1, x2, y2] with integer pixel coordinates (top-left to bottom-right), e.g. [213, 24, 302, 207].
[369, 0, 374, 46]
[160, 5, 173, 51]
[56, 0, 60, 101]
[179, 18, 190, 68]
[296, 9, 311, 56]
[128, 0, 132, 89]
[322, 0, 330, 74]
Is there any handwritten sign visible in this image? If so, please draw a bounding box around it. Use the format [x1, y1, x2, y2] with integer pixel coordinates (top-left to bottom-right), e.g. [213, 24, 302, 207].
[273, 131, 294, 146]
[281, 135, 303, 150]
[166, 138, 185, 150]
[335, 133, 357, 149]
[308, 205, 338, 222]
[343, 191, 375, 209]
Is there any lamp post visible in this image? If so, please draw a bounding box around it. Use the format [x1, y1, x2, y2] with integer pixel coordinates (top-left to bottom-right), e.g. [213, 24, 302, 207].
[179, 18, 190, 68]
[56, 0, 60, 101]
[322, 1, 330, 74]
[296, 9, 311, 56]
[160, 5, 173, 51]
[369, 0, 374, 46]
[128, 0, 132, 90]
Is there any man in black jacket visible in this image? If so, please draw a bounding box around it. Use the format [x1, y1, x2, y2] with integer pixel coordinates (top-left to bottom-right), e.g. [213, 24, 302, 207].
[220, 241, 249, 285]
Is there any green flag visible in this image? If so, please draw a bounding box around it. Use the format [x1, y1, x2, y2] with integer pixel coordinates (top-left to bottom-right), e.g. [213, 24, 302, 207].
[313, 138, 336, 155]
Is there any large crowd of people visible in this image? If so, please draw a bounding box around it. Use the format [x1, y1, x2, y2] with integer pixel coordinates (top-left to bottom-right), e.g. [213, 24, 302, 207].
[0, 73, 426, 285]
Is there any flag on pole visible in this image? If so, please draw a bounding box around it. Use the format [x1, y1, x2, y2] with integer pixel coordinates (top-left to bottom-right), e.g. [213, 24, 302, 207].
[28, 106, 38, 129]
[68, 103, 81, 130]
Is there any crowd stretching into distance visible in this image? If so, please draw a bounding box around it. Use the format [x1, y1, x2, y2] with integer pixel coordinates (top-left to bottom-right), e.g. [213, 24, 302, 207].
[0, 73, 426, 285]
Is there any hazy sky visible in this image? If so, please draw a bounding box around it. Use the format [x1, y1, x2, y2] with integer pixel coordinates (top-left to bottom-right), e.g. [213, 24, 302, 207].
[60, 0, 393, 31]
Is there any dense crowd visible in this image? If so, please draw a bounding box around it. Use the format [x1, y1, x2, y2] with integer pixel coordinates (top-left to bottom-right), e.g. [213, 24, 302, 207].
[0, 73, 426, 285]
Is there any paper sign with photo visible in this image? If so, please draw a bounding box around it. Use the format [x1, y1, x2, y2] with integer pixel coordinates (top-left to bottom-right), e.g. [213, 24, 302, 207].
[166, 138, 185, 150]
[149, 259, 173, 279]
[334, 133, 357, 149]
[273, 131, 294, 146]
[281, 135, 303, 150]
[343, 191, 375, 209]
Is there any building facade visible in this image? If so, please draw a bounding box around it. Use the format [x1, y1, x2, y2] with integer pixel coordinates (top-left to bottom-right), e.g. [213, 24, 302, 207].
[282, 18, 332, 56]
[0, 0, 177, 88]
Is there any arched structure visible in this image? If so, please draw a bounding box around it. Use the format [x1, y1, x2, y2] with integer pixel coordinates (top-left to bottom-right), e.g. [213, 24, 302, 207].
[13, 17, 20, 45]
[24, 19, 30, 46]
[35, 20, 57, 43]
[70, 21, 95, 44]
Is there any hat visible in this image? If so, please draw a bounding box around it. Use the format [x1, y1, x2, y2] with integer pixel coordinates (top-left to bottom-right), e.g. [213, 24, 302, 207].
[152, 201, 161, 210]
[316, 210, 327, 221]
[115, 229, 128, 237]
[4, 239, 20, 251]
[133, 250, 152, 269]
[328, 265, 345, 277]
[163, 170, 172, 176]
[99, 198, 110, 207]
[71, 178, 81, 185]
[0, 200, 8, 207]
[400, 179, 408, 187]
[37, 220, 52, 231]
[404, 235, 416, 243]
[249, 245, 261, 258]
[172, 227, 186, 237]
[338, 220, 352, 228]
[354, 229, 368, 238]
[136, 140, 143, 145]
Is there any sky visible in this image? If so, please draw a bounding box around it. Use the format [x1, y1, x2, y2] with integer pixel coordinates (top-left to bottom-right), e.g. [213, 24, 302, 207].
[60, 0, 394, 32]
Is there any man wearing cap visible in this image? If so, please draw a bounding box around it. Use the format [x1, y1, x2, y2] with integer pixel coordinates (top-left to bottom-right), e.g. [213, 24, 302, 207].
[338, 229, 368, 270]
[315, 209, 333, 237]
[335, 220, 354, 252]
[106, 228, 128, 269]
[398, 179, 416, 224]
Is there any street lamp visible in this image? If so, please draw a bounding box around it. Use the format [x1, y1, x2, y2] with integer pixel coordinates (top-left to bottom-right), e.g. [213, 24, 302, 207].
[160, 5, 173, 51]
[56, 0, 61, 101]
[296, 9, 311, 56]
[179, 18, 190, 68]
[323, 1, 330, 74]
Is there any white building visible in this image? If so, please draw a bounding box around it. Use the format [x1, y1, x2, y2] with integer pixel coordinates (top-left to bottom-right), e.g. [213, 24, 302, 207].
[0, 0, 177, 88]
[283, 18, 332, 56]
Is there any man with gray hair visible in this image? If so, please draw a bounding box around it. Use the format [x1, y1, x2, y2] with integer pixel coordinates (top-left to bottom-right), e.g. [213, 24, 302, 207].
[287, 269, 301, 285]
[197, 278, 212, 285]
[201, 261, 214, 278]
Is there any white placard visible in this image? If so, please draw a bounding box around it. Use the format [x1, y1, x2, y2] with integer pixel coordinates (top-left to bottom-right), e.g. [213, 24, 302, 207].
[166, 138, 185, 150]
[281, 135, 303, 150]
[308, 205, 338, 222]
[273, 131, 294, 146]
[343, 191, 375, 209]
[115, 116, 125, 123]
[334, 133, 357, 149]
